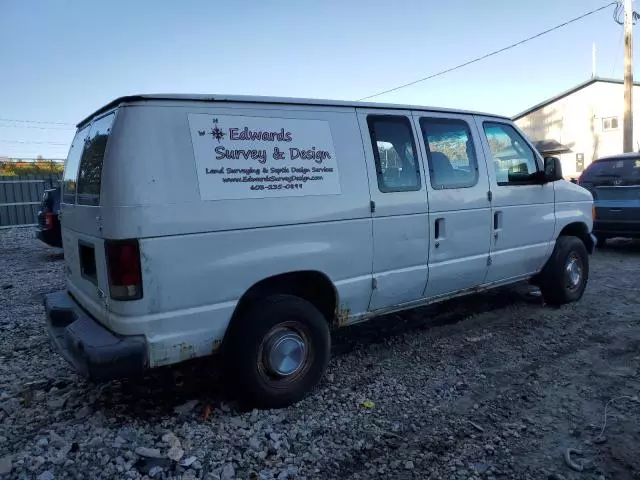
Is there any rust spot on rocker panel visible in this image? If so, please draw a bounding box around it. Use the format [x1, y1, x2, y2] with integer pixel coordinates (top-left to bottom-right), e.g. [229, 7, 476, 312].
[335, 304, 351, 327]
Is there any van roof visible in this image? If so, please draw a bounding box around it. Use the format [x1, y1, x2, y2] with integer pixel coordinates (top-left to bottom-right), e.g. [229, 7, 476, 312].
[78, 94, 511, 128]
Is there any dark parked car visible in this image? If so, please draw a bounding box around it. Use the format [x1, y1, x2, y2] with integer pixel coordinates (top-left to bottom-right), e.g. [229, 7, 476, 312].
[577, 153, 640, 247]
[36, 186, 62, 247]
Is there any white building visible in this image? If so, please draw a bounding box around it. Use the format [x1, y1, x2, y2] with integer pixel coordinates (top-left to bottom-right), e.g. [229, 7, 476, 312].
[513, 77, 640, 178]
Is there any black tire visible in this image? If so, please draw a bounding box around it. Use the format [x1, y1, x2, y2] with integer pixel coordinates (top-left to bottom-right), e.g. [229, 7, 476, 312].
[222, 294, 330, 409]
[595, 234, 608, 249]
[538, 236, 589, 306]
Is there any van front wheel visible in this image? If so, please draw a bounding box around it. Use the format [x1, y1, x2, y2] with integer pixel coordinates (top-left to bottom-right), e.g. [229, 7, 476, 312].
[223, 294, 330, 409]
[539, 236, 589, 306]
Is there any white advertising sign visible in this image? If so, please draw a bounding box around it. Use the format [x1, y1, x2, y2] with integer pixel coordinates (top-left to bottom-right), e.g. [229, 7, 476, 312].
[188, 113, 341, 200]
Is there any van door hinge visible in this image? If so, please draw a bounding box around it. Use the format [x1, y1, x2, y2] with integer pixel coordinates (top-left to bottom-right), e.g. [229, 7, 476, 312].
[487, 256, 493, 266]
[370, 200, 376, 213]
[487, 190, 493, 202]
[372, 277, 378, 290]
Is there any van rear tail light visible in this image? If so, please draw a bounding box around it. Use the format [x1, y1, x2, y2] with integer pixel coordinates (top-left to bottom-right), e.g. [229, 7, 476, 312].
[44, 212, 54, 228]
[105, 239, 143, 301]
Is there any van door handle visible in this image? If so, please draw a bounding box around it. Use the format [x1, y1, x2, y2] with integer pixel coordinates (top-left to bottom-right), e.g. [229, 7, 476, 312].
[434, 218, 445, 248]
[493, 211, 502, 238]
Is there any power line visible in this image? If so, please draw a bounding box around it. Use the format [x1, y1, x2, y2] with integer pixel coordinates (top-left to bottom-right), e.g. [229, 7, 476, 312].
[0, 117, 74, 126]
[358, 2, 618, 101]
[610, 0, 639, 77]
[0, 139, 69, 146]
[613, 1, 640, 24]
[0, 122, 74, 131]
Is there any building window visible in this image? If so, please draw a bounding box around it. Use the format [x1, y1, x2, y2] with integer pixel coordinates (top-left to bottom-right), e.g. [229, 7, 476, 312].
[602, 116, 619, 131]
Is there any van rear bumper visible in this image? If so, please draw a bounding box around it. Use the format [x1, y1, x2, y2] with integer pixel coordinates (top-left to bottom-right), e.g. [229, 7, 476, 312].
[593, 220, 640, 237]
[44, 291, 147, 381]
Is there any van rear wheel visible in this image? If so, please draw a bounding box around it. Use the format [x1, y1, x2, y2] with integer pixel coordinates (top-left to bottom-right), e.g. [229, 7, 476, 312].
[223, 294, 330, 409]
[539, 236, 589, 306]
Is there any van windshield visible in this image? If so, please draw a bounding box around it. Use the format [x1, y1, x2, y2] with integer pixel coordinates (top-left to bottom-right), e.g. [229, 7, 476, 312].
[581, 157, 640, 186]
[76, 112, 116, 206]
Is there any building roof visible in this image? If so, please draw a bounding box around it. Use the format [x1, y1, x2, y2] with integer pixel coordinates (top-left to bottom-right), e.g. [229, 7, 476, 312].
[78, 93, 510, 128]
[513, 77, 640, 121]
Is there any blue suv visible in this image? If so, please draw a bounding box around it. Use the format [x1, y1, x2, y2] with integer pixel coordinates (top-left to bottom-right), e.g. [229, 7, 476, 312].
[35, 186, 62, 247]
[578, 153, 640, 247]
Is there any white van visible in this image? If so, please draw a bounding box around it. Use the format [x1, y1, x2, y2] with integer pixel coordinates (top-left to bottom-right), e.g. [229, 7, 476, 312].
[45, 94, 595, 408]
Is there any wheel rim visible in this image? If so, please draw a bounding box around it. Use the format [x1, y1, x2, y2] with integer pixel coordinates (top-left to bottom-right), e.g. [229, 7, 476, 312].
[565, 253, 583, 290]
[258, 323, 312, 383]
[266, 331, 306, 376]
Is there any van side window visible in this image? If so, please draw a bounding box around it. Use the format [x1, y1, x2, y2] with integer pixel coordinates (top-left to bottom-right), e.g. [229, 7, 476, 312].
[76, 112, 116, 206]
[420, 118, 479, 189]
[62, 126, 90, 204]
[483, 122, 539, 186]
[367, 116, 421, 192]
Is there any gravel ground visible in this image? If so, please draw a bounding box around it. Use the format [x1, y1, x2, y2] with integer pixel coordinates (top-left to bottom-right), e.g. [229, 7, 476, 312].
[0, 227, 639, 480]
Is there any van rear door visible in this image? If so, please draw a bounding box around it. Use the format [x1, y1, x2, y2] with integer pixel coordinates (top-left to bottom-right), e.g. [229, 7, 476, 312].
[60, 112, 116, 325]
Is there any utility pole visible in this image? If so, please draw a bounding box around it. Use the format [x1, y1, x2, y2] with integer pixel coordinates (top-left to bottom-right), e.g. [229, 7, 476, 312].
[623, 0, 634, 153]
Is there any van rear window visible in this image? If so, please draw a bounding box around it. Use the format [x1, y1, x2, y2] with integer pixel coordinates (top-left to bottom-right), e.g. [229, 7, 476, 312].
[62, 126, 89, 204]
[76, 113, 115, 206]
[581, 157, 640, 186]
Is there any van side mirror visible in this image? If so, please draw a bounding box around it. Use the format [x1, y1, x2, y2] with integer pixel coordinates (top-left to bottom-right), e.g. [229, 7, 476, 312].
[544, 156, 563, 182]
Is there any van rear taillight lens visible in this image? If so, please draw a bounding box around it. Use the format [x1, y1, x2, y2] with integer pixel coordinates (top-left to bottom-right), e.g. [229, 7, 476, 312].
[44, 212, 54, 228]
[105, 240, 143, 301]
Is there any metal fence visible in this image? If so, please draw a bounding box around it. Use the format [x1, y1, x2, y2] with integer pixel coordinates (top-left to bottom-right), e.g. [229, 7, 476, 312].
[0, 175, 61, 228]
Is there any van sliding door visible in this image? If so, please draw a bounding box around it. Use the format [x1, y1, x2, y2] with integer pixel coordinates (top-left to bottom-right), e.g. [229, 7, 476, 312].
[356, 109, 430, 311]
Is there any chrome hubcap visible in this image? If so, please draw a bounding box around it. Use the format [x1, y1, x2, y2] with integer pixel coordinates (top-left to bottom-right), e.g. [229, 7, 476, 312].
[265, 331, 306, 377]
[566, 254, 583, 289]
